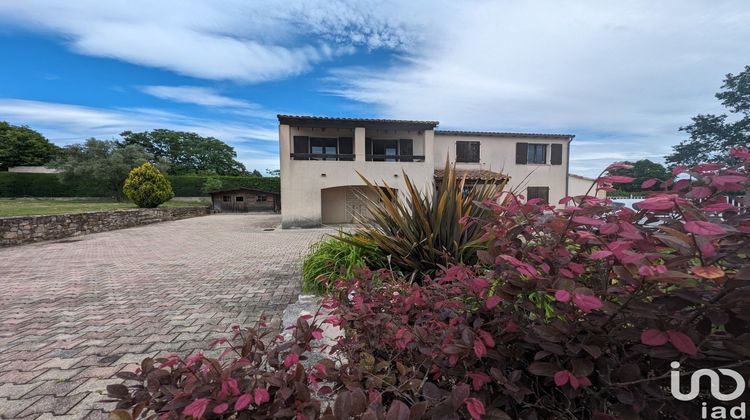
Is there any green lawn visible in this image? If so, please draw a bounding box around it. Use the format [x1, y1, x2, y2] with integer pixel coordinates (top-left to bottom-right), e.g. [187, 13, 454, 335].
[0, 198, 209, 217]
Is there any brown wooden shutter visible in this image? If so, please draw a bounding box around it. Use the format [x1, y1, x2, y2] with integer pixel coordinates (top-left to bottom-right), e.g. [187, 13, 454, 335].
[470, 141, 480, 162]
[293, 136, 309, 160]
[551, 144, 563, 165]
[339, 137, 353, 160]
[516, 142, 528, 164]
[399, 139, 413, 162]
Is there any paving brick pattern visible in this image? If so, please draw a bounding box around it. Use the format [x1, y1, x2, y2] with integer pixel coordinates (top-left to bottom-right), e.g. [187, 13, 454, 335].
[0, 214, 330, 419]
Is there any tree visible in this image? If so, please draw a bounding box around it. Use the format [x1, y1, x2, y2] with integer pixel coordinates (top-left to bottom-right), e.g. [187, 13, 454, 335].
[123, 162, 174, 208]
[201, 177, 223, 194]
[54, 138, 152, 200]
[667, 65, 750, 167]
[251, 169, 262, 177]
[607, 159, 670, 192]
[119, 129, 247, 176]
[0, 121, 61, 170]
[266, 169, 280, 176]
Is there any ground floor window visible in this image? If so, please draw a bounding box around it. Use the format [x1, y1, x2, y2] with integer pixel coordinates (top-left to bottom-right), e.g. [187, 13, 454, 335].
[527, 186, 549, 203]
[235, 196, 244, 202]
[257, 195, 267, 202]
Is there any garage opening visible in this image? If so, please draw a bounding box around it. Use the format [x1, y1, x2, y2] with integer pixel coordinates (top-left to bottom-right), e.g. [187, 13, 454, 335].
[321, 186, 395, 224]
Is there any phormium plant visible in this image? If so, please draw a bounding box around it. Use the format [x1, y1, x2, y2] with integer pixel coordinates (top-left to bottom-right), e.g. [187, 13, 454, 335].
[341, 160, 507, 277]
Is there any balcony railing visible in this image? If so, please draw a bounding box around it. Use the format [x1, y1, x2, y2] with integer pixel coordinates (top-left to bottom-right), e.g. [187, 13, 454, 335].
[290, 153, 425, 162]
[365, 155, 425, 162]
[290, 153, 355, 161]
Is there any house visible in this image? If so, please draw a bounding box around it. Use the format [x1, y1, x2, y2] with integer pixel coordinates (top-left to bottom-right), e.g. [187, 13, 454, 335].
[209, 188, 280, 213]
[568, 174, 607, 200]
[278, 115, 575, 228]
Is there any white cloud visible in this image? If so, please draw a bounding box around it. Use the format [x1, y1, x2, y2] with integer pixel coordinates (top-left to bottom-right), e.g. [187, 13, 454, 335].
[323, 0, 750, 176]
[0, 0, 412, 83]
[140, 86, 255, 108]
[0, 99, 280, 170]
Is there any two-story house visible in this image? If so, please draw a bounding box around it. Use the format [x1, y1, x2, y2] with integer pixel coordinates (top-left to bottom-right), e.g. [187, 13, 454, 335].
[278, 115, 574, 228]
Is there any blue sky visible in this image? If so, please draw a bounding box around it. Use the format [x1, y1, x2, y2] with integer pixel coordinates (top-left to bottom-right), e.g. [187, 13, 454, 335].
[0, 1, 748, 176]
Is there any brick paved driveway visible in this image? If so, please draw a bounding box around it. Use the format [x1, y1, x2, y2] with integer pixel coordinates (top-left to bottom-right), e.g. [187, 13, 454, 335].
[0, 214, 330, 419]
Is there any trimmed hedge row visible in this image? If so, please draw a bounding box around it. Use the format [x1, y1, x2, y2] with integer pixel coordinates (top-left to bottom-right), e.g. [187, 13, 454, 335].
[0, 172, 280, 197]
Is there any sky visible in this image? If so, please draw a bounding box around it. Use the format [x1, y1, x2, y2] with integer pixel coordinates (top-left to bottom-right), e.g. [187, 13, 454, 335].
[0, 1, 748, 177]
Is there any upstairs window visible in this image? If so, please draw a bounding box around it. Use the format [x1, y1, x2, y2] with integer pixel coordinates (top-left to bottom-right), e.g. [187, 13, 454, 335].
[310, 137, 338, 161]
[527, 144, 547, 164]
[366, 139, 415, 161]
[456, 141, 480, 163]
[292, 136, 353, 161]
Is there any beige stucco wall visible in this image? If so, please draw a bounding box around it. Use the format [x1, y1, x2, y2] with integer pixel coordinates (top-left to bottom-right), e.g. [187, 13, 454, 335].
[433, 133, 571, 204]
[280, 124, 435, 228]
[568, 175, 607, 199]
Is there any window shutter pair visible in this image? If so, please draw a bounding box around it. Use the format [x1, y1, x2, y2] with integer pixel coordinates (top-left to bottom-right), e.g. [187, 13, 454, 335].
[456, 141, 480, 163]
[516, 142, 563, 165]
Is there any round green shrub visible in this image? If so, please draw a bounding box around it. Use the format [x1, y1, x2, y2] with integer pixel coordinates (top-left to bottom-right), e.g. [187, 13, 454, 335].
[123, 162, 174, 208]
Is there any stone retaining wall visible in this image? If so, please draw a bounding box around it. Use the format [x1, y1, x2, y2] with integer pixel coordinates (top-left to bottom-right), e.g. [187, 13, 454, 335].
[0, 206, 210, 246]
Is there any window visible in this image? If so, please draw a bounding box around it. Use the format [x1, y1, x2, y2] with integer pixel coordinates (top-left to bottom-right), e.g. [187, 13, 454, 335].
[310, 137, 338, 161]
[365, 138, 419, 161]
[527, 144, 547, 164]
[456, 141, 480, 163]
[292, 136, 354, 161]
[222, 195, 229, 202]
[235, 196, 244, 202]
[527, 186, 549, 203]
[257, 195, 267, 202]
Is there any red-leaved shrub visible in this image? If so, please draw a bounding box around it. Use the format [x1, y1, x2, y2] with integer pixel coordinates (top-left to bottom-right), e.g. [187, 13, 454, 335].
[108, 149, 750, 419]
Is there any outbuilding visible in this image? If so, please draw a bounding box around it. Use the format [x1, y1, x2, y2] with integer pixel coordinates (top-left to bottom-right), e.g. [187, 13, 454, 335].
[209, 188, 280, 213]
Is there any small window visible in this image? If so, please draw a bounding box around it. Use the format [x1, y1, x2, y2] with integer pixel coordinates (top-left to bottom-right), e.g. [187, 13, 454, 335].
[222, 195, 229, 202]
[527, 144, 547, 164]
[257, 195, 267, 202]
[456, 141, 480, 163]
[235, 196, 244, 202]
[527, 187, 550, 203]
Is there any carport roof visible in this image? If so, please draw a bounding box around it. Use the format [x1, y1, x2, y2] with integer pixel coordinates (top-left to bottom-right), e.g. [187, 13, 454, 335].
[208, 187, 279, 195]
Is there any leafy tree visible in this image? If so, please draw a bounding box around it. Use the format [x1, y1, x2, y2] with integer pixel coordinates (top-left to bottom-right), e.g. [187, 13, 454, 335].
[0, 121, 61, 170]
[123, 162, 174, 208]
[201, 177, 224, 193]
[54, 138, 152, 200]
[119, 129, 247, 176]
[607, 159, 670, 192]
[667, 65, 750, 167]
[266, 168, 280, 176]
[251, 169, 262, 177]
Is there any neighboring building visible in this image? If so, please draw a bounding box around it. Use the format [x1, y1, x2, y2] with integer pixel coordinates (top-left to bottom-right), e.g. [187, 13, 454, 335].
[278, 115, 575, 228]
[209, 188, 280, 213]
[7, 166, 61, 173]
[568, 174, 607, 200]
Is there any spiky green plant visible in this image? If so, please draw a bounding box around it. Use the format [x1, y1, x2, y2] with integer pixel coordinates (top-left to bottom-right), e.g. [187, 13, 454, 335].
[342, 161, 507, 276]
[301, 235, 385, 295]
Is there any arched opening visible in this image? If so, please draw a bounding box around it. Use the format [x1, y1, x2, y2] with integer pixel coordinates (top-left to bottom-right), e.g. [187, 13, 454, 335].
[320, 186, 396, 225]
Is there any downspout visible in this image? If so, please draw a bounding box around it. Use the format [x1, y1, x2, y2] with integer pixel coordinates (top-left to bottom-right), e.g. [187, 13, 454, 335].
[565, 136, 574, 198]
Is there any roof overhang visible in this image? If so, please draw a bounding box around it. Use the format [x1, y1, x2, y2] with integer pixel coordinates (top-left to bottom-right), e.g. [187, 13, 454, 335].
[435, 130, 574, 141]
[278, 114, 439, 130]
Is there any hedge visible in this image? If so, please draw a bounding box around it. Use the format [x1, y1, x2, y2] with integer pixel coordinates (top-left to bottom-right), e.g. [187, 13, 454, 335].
[0, 172, 280, 197]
